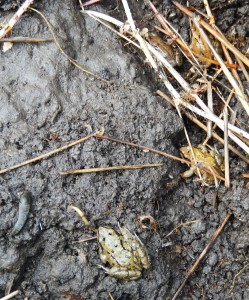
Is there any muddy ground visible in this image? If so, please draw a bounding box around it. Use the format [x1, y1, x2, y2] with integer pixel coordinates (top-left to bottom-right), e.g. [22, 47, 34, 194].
[0, 0, 249, 299]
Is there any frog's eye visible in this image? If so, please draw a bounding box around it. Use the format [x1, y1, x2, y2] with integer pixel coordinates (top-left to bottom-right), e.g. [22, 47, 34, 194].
[101, 237, 105, 242]
[114, 244, 118, 247]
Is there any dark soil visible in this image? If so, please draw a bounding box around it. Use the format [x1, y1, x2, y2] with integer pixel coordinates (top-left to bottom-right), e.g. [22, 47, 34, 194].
[0, 1, 249, 299]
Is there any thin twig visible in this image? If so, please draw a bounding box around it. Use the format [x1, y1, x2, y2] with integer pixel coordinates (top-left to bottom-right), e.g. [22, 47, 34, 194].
[229, 261, 249, 293]
[219, 35, 244, 91]
[218, 89, 234, 118]
[85, 11, 140, 54]
[172, 212, 232, 300]
[0, 133, 95, 175]
[60, 163, 163, 175]
[210, 17, 244, 96]
[0, 37, 53, 43]
[68, 205, 90, 225]
[166, 219, 201, 237]
[202, 0, 214, 24]
[0, 0, 34, 38]
[237, 58, 249, 85]
[0, 290, 21, 300]
[203, 88, 234, 145]
[95, 135, 193, 165]
[224, 108, 230, 188]
[108, 292, 115, 300]
[72, 236, 97, 243]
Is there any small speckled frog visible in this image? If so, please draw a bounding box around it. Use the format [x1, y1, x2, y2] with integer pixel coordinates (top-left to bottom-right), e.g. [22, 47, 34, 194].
[98, 225, 150, 280]
[180, 144, 225, 184]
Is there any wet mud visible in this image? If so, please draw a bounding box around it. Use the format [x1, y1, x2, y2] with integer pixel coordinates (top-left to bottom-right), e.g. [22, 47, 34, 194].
[0, 0, 249, 299]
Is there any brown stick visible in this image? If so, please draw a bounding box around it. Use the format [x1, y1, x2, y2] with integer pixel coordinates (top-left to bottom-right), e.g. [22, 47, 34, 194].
[221, 39, 244, 90]
[172, 212, 232, 300]
[60, 163, 163, 175]
[95, 135, 192, 165]
[0, 37, 53, 43]
[0, 133, 95, 175]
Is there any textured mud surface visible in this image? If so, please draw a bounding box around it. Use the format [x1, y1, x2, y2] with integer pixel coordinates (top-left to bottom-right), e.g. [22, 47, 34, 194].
[0, 1, 249, 299]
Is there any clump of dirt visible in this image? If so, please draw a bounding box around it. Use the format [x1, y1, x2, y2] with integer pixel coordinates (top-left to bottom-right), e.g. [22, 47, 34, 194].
[0, 0, 22, 10]
[0, 1, 248, 299]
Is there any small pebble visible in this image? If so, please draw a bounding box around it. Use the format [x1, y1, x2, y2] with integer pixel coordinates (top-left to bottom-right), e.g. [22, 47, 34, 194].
[208, 253, 218, 267]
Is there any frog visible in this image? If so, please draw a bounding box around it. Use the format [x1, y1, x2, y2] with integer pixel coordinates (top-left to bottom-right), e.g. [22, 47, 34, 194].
[179, 144, 225, 184]
[146, 32, 183, 67]
[97, 225, 150, 280]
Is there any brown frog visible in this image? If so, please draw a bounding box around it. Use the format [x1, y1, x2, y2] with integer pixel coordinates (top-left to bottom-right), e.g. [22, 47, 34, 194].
[146, 32, 183, 67]
[180, 144, 225, 184]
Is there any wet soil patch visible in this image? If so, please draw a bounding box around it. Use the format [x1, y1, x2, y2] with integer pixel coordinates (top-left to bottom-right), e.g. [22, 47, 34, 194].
[0, 1, 249, 299]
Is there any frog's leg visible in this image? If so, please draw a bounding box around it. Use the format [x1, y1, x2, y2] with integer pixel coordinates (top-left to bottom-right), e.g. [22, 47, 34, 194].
[181, 165, 196, 179]
[204, 147, 224, 173]
[197, 144, 208, 153]
[100, 265, 141, 280]
[131, 238, 150, 269]
[118, 225, 134, 243]
[136, 247, 150, 269]
[214, 153, 225, 171]
[201, 171, 213, 184]
[99, 252, 108, 264]
[208, 149, 216, 158]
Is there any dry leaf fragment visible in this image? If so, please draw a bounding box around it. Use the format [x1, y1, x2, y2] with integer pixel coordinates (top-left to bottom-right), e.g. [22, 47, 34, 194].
[137, 214, 158, 232]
